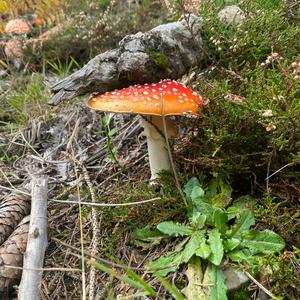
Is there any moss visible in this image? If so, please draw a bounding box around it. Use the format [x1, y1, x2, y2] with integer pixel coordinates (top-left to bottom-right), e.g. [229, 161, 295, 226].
[148, 51, 170, 71]
[230, 289, 252, 300]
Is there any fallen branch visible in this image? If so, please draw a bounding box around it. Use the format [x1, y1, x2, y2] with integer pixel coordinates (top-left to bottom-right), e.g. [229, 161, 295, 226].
[18, 175, 48, 300]
[49, 14, 205, 105]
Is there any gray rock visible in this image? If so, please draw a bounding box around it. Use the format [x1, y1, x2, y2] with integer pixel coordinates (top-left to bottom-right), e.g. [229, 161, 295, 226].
[49, 15, 205, 105]
[218, 5, 245, 25]
[223, 266, 249, 291]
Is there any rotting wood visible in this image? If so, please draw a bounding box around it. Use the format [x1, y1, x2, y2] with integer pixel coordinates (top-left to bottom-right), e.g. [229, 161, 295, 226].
[18, 175, 48, 300]
[48, 14, 205, 105]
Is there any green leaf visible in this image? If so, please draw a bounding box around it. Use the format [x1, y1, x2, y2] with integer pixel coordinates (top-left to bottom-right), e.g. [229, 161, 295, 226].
[146, 252, 182, 276]
[195, 201, 216, 225]
[91, 260, 156, 296]
[196, 240, 212, 259]
[210, 180, 232, 208]
[191, 186, 206, 203]
[208, 229, 224, 265]
[108, 127, 118, 137]
[154, 272, 186, 300]
[213, 209, 228, 234]
[133, 226, 163, 248]
[209, 264, 228, 300]
[184, 177, 201, 198]
[229, 210, 255, 239]
[223, 238, 240, 251]
[126, 269, 158, 296]
[157, 221, 193, 237]
[227, 249, 260, 265]
[190, 212, 206, 229]
[133, 226, 163, 241]
[241, 230, 285, 253]
[227, 196, 257, 220]
[182, 256, 209, 300]
[183, 231, 205, 263]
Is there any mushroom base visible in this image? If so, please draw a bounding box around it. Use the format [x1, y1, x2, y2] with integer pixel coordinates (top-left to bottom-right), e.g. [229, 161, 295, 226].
[140, 116, 177, 182]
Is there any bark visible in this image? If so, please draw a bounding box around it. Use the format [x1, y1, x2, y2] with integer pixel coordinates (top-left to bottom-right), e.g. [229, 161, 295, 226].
[49, 14, 205, 105]
[0, 216, 30, 298]
[18, 175, 48, 300]
[0, 191, 31, 246]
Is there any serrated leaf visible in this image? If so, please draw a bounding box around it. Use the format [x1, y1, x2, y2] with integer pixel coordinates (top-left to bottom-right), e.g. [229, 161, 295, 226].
[146, 252, 182, 276]
[196, 240, 211, 259]
[157, 221, 193, 237]
[182, 231, 205, 263]
[229, 210, 255, 239]
[213, 209, 228, 233]
[208, 229, 224, 265]
[241, 229, 285, 253]
[223, 238, 240, 251]
[184, 177, 201, 198]
[182, 256, 209, 300]
[209, 264, 228, 300]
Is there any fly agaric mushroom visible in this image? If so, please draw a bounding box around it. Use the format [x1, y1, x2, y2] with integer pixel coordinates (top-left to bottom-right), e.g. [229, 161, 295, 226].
[5, 19, 31, 35]
[87, 79, 204, 181]
[4, 39, 24, 70]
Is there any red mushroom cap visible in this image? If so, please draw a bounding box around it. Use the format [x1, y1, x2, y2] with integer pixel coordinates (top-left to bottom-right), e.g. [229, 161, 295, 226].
[87, 79, 204, 116]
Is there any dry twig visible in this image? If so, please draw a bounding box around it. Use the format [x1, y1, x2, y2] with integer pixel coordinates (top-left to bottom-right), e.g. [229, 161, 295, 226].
[18, 175, 48, 300]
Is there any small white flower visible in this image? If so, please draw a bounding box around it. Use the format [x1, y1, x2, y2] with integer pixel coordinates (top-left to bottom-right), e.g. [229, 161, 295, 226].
[262, 109, 273, 117]
[266, 124, 276, 132]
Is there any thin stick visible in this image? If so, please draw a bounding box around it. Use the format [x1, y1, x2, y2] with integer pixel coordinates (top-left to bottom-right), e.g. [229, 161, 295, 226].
[244, 271, 278, 299]
[0, 185, 31, 196]
[5, 265, 81, 272]
[160, 92, 187, 207]
[18, 175, 48, 300]
[51, 197, 161, 207]
[81, 165, 100, 300]
[73, 155, 87, 300]
[265, 162, 295, 180]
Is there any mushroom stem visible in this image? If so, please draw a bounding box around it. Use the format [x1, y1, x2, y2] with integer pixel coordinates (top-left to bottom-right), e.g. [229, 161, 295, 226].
[140, 116, 177, 181]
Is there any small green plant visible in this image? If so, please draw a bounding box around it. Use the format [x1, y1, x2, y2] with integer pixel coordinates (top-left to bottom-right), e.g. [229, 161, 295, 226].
[90, 260, 185, 299]
[100, 114, 121, 167]
[135, 178, 285, 299]
[47, 57, 81, 78]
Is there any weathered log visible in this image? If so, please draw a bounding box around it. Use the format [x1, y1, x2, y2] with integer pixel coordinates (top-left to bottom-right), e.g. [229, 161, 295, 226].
[49, 14, 205, 105]
[0, 191, 31, 246]
[0, 216, 30, 298]
[18, 175, 48, 300]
